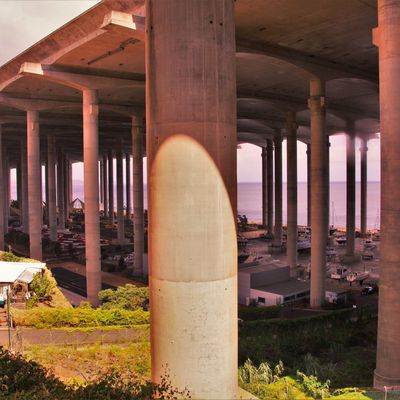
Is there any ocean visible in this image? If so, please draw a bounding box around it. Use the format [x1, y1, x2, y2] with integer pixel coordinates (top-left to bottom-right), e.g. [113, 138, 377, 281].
[71, 181, 381, 230]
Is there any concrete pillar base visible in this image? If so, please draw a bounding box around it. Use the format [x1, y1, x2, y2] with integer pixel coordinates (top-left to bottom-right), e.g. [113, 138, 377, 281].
[238, 387, 259, 399]
[374, 370, 400, 391]
[342, 254, 361, 264]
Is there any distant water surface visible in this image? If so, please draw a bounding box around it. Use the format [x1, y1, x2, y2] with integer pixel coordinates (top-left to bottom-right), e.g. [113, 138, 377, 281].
[72, 181, 381, 229]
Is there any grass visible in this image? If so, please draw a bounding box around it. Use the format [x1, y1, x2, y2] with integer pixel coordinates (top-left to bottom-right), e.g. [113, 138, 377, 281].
[23, 341, 151, 385]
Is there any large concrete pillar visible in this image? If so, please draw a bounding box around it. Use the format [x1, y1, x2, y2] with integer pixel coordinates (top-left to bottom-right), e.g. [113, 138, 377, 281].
[360, 138, 368, 237]
[374, 0, 400, 388]
[47, 136, 57, 242]
[116, 145, 125, 244]
[57, 150, 65, 229]
[267, 139, 274, 234]
[308, 78, 327, 308]
[102, 154, 108, 214]
[125, 153, 131, 220]
[99, 158, 104, 207]
[306, 143, 311, 227]
[345, 126, 356, 259]
[27, 110, 42, 261]
[261, 146, 267, 226]
[132, 116, 144, 276]
[286, 111, 298, 276]
[20, 138, 29, 234]
[273, 134, 282, 249]
[326, 140, 331, 235]
[108, 150, 114, 223]
[3, 159, 9, 230]
[83, 89, 101, 306]
[16, 163, 22, 215]
[0, 126, 4, 251]
[146, 1, 237, 397]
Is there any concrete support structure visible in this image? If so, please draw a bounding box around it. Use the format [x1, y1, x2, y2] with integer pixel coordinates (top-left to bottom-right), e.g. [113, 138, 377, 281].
[125, 153, 131, 220]
[21, 138, 29, 234]
[326, 140, 330, 234]
[273, 134, 282, 249]
[345, 126, 356, 259]
[374, 0, 400, 388]
[83, 89, 101, 306]
[286, 111, 298, 276]
[3, 159, 9, 229]
[99, 158, 104, 206]
[308, 78, 327, 308]
[116, 146, 125, 244]
[266, 139, 274, 234]
[0, 126, 4, 251]
[102, 154, 108, 214]
[66, 159, 72, 214]
[27, 110, 42, 261]
[16, 164, 22, 213]
[261, 146, 267, 227]
[131, 116, 144, 276]
[146, 0, 237, 397]
[108, 150, 114, 223]
[47, 135, 57, 241]
[57, 150, 65, 228]
[360, 139, 368, 237]
[306, 144, 311, 227]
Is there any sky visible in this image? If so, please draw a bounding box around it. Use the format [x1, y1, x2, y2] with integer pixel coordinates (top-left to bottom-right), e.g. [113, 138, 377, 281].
[0, 1, 381, 185]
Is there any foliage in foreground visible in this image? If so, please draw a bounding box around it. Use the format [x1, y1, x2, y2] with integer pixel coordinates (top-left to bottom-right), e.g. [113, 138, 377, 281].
[0, 347, 190, 399]
[11, 306, 149, 328]
[99, 284, 149, 311]
[239, 360, 374, 400]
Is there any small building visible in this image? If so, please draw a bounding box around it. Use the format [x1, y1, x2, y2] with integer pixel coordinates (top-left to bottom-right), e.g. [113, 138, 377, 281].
[0, 262, 46, 305]
[238, 259, 307, 305]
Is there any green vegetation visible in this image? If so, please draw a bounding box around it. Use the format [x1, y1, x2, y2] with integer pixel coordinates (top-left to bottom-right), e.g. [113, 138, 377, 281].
[238, 360, 393, 400]
[239, 307, 378, 388]
[24, 341, 151, 384]
[238, 305, 281, 321]
[99, 284, 149, 311]
[11, 306, 149, 328]
[0, 346, 190, 399]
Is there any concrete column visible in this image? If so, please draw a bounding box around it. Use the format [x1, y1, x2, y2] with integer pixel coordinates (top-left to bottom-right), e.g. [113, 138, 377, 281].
[27, 110, 42, 261]
[99, 158, 104, 207]
[345, 126, 356, 259]
[83, 89, 101, 306]
[306, 143, 311, 227]
[267, 139, 274, 234]
[286, 111, 298, 276]
[261, 146, 267, 227]
[108, 150, 114, 223]
[146, 1, 237, 397]
[3, 159, 9, 230]
[273, 134, 282, 249]
[20, 138, 29, 234]
[45, 160, 49, 224]
[326, 139, 331, 235]
[116, 145, 125, 244]
[374, 0, 400, 388]
[57, 150, 65, 228]
[16, 163, 22, 214]
[0, 127, 4, 250]
[131, 116, 144, 276]
[360, 138, 368, 237]
[102, 154, 108, 214]
[63, 157, 69, 221]
[125, 153, 131, 220]
[47, 136, 57, 241]
[308, 78, 327, 308]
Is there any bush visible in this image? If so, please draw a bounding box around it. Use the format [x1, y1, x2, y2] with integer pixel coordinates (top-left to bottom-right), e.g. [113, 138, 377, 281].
[99, 284, 149, 311]
[12, 306, 149, 328]
[238, 305, 282, 321]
